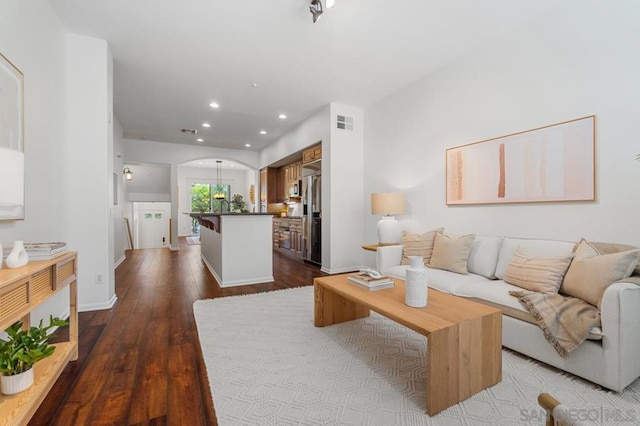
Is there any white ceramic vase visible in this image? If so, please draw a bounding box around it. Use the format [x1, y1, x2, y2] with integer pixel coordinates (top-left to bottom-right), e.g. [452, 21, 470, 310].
[405, 255, 428, 308]
[6, 240, 29, 268]
[1, 368, 34, 395]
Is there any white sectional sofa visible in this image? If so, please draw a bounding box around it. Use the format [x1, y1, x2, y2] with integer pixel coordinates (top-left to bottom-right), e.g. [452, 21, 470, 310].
[377, 235, 640, 392]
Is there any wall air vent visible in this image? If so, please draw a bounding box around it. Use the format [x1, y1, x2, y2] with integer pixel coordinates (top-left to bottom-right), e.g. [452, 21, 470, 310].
[181, 128, 198, 135]
[336, 115, 354, 131]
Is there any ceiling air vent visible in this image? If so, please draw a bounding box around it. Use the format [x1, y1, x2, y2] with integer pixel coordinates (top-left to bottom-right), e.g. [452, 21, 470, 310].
[336, 115, 354, 131]
[181, 128, 198, 135]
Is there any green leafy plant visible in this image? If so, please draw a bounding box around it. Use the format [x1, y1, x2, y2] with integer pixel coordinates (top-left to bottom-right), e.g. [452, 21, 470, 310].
[231, 194, 247, 212]
[0, 316, 68, 376]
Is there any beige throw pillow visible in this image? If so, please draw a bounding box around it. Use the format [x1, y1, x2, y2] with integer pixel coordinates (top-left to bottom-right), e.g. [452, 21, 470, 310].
[503, 251, 573, 294]
[401, 228, 444, 266]
[561, 240, 640, 307]
[427, 233, 475, 274]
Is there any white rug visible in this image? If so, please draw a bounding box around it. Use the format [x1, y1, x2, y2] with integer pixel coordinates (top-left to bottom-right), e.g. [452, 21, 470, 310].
[193, 287, 640, 425]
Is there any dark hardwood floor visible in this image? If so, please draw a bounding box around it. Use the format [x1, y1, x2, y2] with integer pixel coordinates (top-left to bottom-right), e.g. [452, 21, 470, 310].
[29, 238, 327, 425]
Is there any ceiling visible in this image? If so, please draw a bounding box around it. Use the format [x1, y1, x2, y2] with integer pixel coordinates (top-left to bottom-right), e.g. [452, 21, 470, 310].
[50, 0, 558, 152]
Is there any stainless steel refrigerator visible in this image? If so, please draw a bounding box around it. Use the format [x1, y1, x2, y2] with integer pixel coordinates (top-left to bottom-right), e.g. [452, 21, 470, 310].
[302, 161, 321, 265]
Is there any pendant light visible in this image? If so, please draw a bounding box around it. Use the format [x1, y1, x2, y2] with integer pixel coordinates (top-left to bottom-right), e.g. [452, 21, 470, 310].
[214, 160, 225, 199]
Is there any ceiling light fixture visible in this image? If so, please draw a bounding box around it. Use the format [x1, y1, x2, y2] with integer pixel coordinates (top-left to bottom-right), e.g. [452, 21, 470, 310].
[245, 144, 251, 148]
[309, 0, 323, 23]
[209, 102, 219, 108]
[214, 160, 225, 200]
[123, 167, 133, 181]
[259, 130, 267, 135]
[278, 114, 287, 119]
[202, 123, 211, 128]
[196, 138, 204, 142]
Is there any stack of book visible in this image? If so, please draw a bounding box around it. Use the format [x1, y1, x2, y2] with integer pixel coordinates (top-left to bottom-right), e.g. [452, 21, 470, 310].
[3, 242, 68, 261]
[347, 272, 394, 291]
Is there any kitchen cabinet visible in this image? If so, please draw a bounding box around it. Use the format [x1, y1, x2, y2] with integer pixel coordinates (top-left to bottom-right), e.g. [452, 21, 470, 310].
[272, 220, 280, 248]
[260, 167, 285, 203]
[289, 219, 303, 254]
[302, 143, 322, 164]
[282, 161, 302, 198]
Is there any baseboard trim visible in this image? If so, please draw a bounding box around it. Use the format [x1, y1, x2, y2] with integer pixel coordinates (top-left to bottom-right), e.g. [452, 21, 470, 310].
[79, 293, 118, 312]
[200, 254, 274, 287]
[114, 255, 126, 269]
[321, 266, 360, 275]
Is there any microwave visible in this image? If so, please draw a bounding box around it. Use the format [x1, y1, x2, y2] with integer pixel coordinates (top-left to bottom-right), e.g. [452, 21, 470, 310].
[289, 180, 302, 197]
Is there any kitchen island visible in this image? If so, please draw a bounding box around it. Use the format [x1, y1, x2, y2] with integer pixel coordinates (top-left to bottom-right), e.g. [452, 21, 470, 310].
[191, 212, 275, 287]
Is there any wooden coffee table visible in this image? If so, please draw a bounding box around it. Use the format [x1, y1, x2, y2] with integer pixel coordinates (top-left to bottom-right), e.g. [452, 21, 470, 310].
[314, 274, 502, 415]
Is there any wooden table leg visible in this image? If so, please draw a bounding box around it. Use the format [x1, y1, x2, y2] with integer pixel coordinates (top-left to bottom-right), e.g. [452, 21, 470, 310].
[314, 281, 370, 327]
[426, 311, 502, 415]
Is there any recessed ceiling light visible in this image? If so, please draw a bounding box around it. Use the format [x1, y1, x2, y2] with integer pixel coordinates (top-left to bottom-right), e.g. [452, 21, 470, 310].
[196, 138, 204, 142]
[198, 161, 203, 165]
[209, 102, 219, 109]
[259, 130, 267, 135]
[278, 114, 287, 119]
[202, 123, 211, 128]
[230, 164, 234, 167]
[245, 143, 251, 148]
[251, 83, 259, 88]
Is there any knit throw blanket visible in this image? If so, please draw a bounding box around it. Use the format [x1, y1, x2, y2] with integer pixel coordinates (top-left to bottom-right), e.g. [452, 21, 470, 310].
[510, 275, 640, 357]
[509, 290, 600, 357]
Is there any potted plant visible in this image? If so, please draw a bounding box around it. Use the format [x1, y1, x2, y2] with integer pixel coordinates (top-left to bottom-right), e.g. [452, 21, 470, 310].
[0, 316, 68, 395]
[231, 194, 248, 213]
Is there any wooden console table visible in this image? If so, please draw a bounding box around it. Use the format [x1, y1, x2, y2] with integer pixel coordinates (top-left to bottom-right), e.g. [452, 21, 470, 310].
[0, 252, 78, 426]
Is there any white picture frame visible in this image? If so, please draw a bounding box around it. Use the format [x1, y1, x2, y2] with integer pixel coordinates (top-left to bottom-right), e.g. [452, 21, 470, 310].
[0, 52, 25, 221]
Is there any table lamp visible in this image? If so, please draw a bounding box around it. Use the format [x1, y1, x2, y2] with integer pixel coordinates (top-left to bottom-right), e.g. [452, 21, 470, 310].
[371, 192, 405, 245]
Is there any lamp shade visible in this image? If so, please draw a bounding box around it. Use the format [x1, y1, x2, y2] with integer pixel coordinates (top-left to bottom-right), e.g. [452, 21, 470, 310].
[371, 192, 406, 216]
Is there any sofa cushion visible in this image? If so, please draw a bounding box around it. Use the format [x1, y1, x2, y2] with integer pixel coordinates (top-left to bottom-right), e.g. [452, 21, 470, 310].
[467, 235, 503, 279]
[561, 240, 640, 307]
[400, 228, 443, 266]
[383, 265, 488, 294]
[453, 279, 603, 340]
[503, 251, 573, 294]
[587, 240, 640, 276]
[495, 237, 575, 280]
[428, 233, 475, 274]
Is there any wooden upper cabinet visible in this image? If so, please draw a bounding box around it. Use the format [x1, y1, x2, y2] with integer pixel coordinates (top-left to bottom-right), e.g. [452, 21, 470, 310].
[261, 167, 284, 203]
[303, 143, 322, 164]
[259, 168, 268, 202]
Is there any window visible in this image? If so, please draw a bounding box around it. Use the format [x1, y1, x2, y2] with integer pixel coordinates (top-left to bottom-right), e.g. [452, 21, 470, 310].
[190, 183, 231, 234]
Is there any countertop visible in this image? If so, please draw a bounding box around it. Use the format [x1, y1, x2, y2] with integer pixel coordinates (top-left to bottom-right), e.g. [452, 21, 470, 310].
[189, 212, 276, 217]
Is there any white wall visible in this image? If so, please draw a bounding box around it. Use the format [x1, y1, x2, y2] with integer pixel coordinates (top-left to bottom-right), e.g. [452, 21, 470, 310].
[0, 1, 71, 323]
[67, 33, 116, 311]
[326, 103, 364, 273]
[177, 166, 251, 236]
[364, 1, 640, 252]
[259, 105, 329, 168]
[113, 117, 127, 267]
[259, 103, 365, 273]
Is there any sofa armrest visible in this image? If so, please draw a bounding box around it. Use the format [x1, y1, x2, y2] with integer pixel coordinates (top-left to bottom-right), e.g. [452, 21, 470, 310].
[376, 245, 403, 273]
[600, 281, 640, 390]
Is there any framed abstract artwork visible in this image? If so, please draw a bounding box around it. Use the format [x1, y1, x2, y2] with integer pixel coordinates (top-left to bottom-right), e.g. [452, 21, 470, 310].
[446, 115, 595, 205]
[0, 52, 25, 220]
